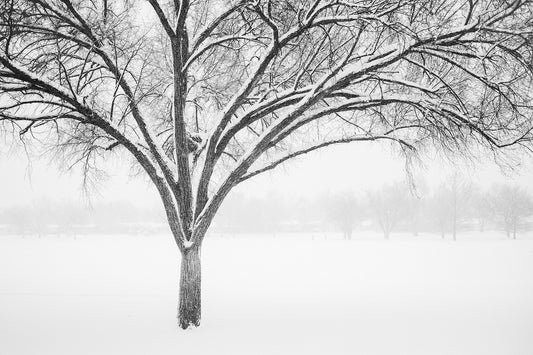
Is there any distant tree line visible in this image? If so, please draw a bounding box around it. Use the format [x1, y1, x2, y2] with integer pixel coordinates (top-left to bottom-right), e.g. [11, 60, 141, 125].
[1, 179, 532, 239]
[324, 178, 533, 239]
[214, 178, 533, 239]
[0, 200, 166, 236]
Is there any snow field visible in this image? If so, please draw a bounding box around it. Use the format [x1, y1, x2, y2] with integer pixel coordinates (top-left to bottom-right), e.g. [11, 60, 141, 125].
[1, 233, 532, 355]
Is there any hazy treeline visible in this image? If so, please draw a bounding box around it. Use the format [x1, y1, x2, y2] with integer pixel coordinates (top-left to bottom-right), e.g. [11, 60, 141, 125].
[214, 177, 533, 239]
[1, 178, 532, 238]
[0, 199, 166, 236]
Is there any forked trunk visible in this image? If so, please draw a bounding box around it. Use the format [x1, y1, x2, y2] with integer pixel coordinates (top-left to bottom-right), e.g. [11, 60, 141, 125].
[178, 245, 201, 329]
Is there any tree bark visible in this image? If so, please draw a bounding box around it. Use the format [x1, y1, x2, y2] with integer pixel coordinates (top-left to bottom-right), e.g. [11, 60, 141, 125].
[178, 245, 201, 329]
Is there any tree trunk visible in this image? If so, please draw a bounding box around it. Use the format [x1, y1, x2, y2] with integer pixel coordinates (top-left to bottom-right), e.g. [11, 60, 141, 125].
[178, 245, 201, 329]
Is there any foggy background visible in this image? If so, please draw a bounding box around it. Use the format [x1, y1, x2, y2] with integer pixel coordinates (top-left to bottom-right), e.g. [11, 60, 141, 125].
[2, 141, 533, 239]
[3, 142, 533, 355]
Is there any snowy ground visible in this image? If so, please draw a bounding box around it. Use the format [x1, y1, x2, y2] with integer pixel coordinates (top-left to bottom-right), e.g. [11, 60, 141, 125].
[1, 232, 532, 355]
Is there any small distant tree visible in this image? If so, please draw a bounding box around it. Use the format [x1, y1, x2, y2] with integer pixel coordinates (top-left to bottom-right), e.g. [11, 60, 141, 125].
[322, 192, 361, 239]
[3, 202, 49, 236]
[404, 179, 429, 236]
[490, 184, 533, 239]
[429, 173, 471, 240]
[404, 194, 425, 236]
[368, 182, 408, 239]
[53, 201, 88, 236]
[470, 186, 493, 232]
[449, 173, 472, 240]
[428, 184, 452, 238]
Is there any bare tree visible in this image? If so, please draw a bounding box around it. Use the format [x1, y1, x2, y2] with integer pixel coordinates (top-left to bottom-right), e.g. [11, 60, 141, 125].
[470, 185, 493, 232]
[321, 191, 362, 239]
[368, 182, 408, 239]
[490, 184, 533, 238]
[428, 184, 453, 238]
[404, 178, 429, 236]
[429, 173, 472, 239]
[2, 0, 533, 328]
[449, 173, 472, 240]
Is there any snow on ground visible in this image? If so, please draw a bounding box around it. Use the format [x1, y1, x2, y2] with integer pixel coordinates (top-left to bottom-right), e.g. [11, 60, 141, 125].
[1, 232, 532, 355]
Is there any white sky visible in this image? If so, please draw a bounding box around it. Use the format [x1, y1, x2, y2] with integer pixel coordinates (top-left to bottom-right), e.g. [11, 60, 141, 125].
[1, 140, 532, 209]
